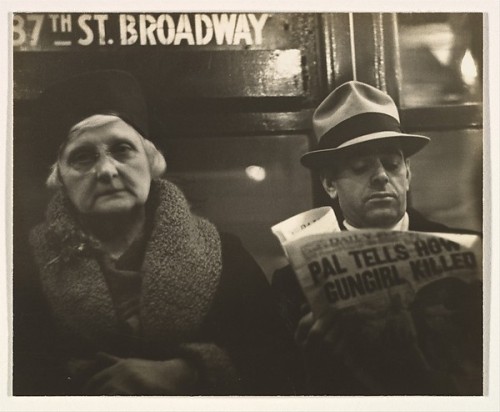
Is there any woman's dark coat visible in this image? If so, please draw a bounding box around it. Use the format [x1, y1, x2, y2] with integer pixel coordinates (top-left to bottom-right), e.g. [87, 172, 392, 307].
[13, 179, 301, 395]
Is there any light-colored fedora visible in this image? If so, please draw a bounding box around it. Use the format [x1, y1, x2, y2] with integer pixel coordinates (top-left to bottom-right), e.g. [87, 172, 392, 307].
[301, 81, 430, 169]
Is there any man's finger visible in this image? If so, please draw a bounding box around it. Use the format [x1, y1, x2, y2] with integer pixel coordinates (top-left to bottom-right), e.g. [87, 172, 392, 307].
[96, 352, 121, 367]
[305, 313, 336, 347]
[295, 311, 314, 346]
[83, 365, 116, 394]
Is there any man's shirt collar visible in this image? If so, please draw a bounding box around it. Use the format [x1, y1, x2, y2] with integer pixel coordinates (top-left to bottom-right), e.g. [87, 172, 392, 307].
[343, 212, 409, 232]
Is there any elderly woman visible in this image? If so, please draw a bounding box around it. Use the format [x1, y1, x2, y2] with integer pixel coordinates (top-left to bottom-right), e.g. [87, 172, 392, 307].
[14, 70, 301, 395]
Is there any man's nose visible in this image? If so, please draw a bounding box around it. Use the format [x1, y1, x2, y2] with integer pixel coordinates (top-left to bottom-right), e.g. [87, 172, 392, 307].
[370, 160, 389, 185]
[95, 154, 118, 182]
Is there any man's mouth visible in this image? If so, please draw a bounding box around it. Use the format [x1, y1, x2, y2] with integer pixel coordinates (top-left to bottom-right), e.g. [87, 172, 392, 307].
[366, 193, 396, 201]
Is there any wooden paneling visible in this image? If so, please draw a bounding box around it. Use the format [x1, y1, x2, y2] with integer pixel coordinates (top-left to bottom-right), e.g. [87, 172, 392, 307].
[14, 49, 305, 100]
[401, 104, 483, 131]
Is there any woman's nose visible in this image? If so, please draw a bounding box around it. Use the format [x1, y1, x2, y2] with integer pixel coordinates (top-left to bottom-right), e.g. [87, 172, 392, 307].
[95, 155, 118, 182]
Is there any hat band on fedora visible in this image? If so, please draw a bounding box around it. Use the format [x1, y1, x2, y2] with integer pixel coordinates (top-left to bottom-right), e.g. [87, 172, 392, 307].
[317, 112, 402, 151]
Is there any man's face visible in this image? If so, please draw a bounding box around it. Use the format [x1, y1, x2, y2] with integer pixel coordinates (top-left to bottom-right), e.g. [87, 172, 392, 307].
[58, 116, 152, 216]
[321, 141, 411, 228]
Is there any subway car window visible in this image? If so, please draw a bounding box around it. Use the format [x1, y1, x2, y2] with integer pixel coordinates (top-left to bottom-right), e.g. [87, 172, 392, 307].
[395, 13, 483, 235]
[398, 13, 482, 107]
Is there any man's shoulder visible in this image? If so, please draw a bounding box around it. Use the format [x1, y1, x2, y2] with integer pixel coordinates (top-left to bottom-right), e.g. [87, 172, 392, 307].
[407, 208, 481, 235]
[272, 264, 295, 285]
[271, 264, 305, 302]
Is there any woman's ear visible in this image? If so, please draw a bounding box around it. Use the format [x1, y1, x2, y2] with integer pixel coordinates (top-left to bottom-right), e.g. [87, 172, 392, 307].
[142, 138, 167, 178]
[45, 162, 63, 189]
[320, 171, 338, 199]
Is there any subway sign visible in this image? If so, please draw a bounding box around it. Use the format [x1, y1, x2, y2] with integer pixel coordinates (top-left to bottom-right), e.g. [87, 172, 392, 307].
[13, 13, 270, 50]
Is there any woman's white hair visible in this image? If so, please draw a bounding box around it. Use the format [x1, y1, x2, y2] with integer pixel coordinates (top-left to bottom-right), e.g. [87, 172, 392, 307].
[46, 114, 166, 189]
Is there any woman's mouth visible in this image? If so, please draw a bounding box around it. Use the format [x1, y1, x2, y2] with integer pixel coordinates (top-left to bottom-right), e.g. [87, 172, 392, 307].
[96, 188, 125, 197]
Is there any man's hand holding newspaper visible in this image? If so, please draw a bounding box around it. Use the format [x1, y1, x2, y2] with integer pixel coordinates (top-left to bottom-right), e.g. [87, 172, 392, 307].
[272, 207, 483, 394]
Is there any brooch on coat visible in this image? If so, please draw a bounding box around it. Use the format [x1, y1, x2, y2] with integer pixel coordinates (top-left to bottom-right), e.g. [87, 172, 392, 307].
[44, 225, 101, 269]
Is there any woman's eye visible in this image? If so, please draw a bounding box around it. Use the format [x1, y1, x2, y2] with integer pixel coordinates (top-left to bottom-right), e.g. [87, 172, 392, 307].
[111, 143, 134, 158]
[69, 151, 98, 166]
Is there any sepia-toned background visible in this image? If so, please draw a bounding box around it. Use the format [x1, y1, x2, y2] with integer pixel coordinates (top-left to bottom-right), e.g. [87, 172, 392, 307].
[13, 12, 483, 280]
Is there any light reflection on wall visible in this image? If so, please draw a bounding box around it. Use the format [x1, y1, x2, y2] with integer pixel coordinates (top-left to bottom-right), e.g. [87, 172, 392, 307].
[461, 50, 478, 86]
[245, 165, 266, 182]
[273, 49, 302, 78]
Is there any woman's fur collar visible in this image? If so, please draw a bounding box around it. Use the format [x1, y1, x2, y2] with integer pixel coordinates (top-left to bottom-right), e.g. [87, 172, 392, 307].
[30, 179, 222, 347]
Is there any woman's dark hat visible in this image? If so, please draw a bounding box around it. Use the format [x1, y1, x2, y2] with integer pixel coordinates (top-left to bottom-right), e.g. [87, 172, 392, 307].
[39, 69, 149, 157]
[301, 81, 430, 169]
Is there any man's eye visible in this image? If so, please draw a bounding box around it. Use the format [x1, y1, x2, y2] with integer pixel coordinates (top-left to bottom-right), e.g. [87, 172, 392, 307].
[350, 160, 368, 173]
[382, 157, 402, 171]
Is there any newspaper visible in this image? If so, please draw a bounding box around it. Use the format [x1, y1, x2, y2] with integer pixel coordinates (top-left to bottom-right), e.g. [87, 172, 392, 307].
[272, 207, 482, 319]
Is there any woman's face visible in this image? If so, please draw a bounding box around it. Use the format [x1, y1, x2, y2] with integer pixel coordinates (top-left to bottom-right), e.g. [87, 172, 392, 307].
[58, 115, 152, 216]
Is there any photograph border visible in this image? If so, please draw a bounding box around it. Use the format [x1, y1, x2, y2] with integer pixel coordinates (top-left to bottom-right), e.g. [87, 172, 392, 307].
[1, 1, 499, 411]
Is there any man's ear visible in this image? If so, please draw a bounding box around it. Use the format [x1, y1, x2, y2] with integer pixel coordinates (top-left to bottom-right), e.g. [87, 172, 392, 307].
[405, 158, 412, 191]
[321, 172, 338, 199]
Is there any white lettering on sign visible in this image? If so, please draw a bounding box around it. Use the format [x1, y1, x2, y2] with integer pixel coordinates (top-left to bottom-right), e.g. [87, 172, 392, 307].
[233, 14, 252, 45]
[77, 15, 93, 46]
[195, 14, 213, 46]
[212, 14, 236, 45]
[119, 14, 138, 45]
[13, 13, 270, 49]
[157, 14, 175, 45]
[119, 13, 269, 46]
[94, 14, 109, 45]
[174, 14, 195, 45]
[140, 14, 157, 45]
[248, 14, 268, 45]
[77, 14, 109, 46]
[60, 14, 72, 32]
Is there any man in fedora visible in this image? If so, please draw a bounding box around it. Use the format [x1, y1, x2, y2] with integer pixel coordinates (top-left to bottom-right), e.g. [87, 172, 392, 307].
[302, 80, 455, 233]
[272, 81, 482, 395]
